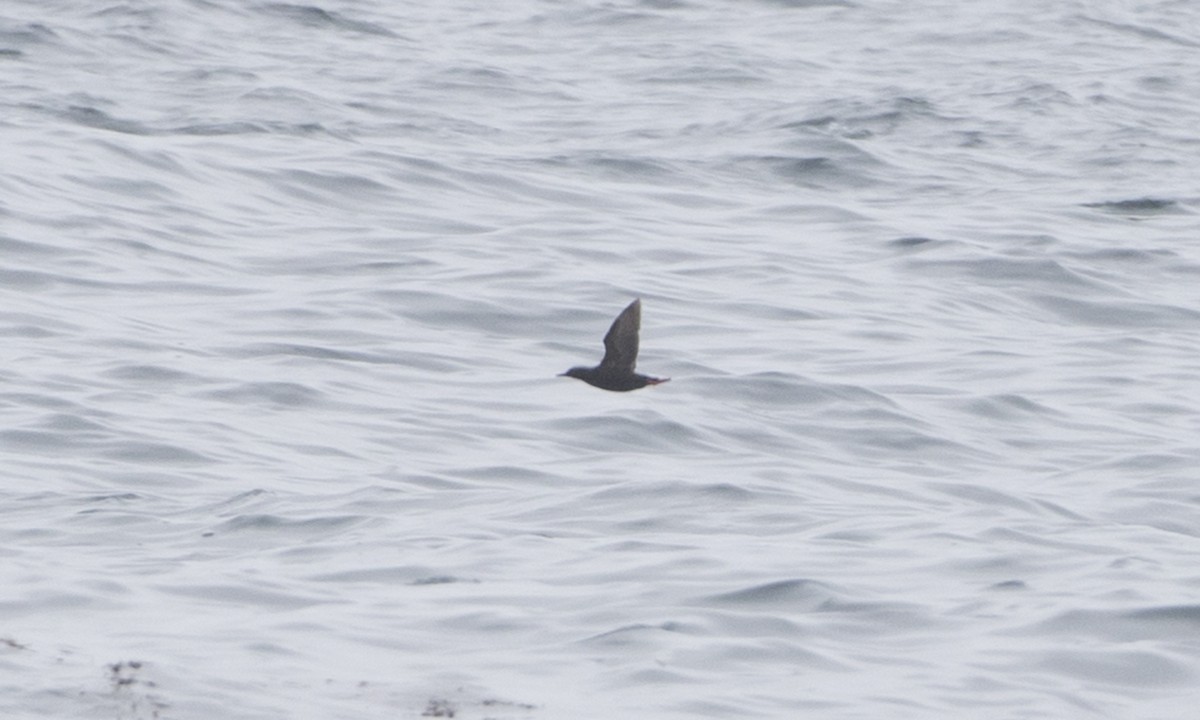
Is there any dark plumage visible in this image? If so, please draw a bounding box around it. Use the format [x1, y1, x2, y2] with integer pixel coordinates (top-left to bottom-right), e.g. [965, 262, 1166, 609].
[559, 298, 669, 392]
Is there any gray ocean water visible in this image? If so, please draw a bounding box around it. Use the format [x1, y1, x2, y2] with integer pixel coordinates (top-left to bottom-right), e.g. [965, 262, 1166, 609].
[3, 1, 1200, 718]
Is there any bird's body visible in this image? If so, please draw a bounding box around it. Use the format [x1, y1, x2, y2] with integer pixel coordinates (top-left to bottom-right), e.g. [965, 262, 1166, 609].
[559, 298, 669, 392]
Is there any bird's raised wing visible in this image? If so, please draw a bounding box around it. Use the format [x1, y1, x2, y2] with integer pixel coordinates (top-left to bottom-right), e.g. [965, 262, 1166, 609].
[599, 298, 641, 373]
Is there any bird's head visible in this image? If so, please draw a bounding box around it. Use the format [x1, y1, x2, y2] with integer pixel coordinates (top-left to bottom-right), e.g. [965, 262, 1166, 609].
[559, 367, 589, 380]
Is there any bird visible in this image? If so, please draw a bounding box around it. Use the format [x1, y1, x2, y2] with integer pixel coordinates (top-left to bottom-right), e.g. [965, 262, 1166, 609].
[559, 298, 669, 392]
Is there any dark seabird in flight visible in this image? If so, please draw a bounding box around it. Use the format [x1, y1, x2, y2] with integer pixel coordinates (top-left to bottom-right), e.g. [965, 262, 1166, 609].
[559, 298, 669, 392]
